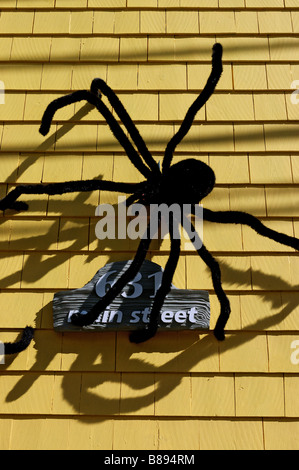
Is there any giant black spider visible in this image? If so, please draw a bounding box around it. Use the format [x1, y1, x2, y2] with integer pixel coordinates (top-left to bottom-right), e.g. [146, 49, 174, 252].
[2, 43, 299, 355]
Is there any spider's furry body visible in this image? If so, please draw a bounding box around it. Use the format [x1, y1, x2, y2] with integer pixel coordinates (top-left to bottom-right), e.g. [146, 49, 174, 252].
[2, 43, 299, 354]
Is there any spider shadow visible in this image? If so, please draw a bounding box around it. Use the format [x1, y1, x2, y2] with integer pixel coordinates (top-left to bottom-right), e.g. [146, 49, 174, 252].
[2, 255, 298, 419]
[1, 100, 299, 416]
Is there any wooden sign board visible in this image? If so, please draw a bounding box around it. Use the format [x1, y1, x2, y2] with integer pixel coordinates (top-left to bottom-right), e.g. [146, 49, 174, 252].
[53, 260, 210, 332]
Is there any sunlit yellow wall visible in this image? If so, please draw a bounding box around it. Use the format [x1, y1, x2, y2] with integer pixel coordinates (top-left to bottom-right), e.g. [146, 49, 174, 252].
[0, 0, 299, 450]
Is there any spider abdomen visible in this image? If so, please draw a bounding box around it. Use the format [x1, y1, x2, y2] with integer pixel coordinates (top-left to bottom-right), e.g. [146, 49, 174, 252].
[159, 159, 215, 205]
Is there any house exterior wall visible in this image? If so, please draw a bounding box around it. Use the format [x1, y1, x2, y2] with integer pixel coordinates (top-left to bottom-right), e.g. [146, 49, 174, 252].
[0, 0, 299, 450]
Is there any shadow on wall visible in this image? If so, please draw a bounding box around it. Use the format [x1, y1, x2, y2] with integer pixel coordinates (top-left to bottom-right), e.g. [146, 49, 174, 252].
[0, 83, 299, 417]
[2, 257, 298, 419]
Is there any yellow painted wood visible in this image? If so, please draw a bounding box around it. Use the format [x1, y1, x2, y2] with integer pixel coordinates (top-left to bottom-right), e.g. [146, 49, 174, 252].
[72, 64, 107, 90]
[230, 187, 266, 216]
[235, 11, 258, 33]
[219, 333, 269, 372]
[17, 0, 54, 5]
[61, 332, 116, 371]
[160, 93, 204, 122]
[154, 374, 191, 416]
[269, 38, 299, 61]
[240, 292, 284, 331]
[24, 93, 75, 121]
[235, 375, 284, 416]
[119, 93, 159, 121]
[139, 64, 186, 91]
[249, 155, 292, 184]
[206, 93, 254, 121]
[9, 218, 59, 251]
[68, 418, 114, 450]
[253, 94, 287, 121]
[266, 64, 292, 89]
[188, 63, 233, 90]
[258, 11, 293, 33]
[200, 12, 236, 34]
[266, 186, 299, 217]
[114, 11, 140, 34]
[9, 418, 69, 450]
[0, 292, 42, 329]
[50, 38, 81, 62]
[0, 64, 43, 90]
[210, 155, 249, 184]
[119, 373, 155, 415]
[0, 419, 12, 450]
[0, 12, 34, 34]
[233, 65, 267, 90]
[107, 64, 138, 90]
[80, 37, 119, 62]
[33, 11, 71, 34]
[199, 419, 264, 450]
[246, 0, 284, 6]
[141, 11, 166, 33]
[0, 254, 23, 288]
[11, 37, 51, 62]
[21, 253, 70, 289]
[70, 11, 93, 34]
[285, 375, 299, 417]
[41, 64, 72, 90]
[267, 334, 299, 372]
[0, 374, 54, 414]
[120, 38, 148, 62]
[191, 375, 235, 416]
[203, 220, 243, 252]
[219, 38, 270, 61]
[167, 11, 199, 34]
[158, 419, 200, 450]
[112, 419, 158, 450]
[264, 420, 299, 450]
[52, 374, 82, 414]
[234, 124, 265, 152]
[80, 373, 121, 415]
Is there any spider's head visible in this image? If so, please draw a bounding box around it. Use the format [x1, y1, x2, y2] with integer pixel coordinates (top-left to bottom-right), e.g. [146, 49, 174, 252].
[159, 158, 215, 205]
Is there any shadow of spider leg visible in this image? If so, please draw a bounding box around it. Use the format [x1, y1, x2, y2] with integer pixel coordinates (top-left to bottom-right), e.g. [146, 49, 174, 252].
[71, 224, 153, 327]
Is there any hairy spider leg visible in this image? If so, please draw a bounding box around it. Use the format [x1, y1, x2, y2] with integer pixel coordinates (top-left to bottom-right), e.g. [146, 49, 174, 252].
[162, 43, 223, 174]
[71, 223, 153, 326]
[203, 208, 299, 251]
[4, 326, 34, 355]
[91, 78, 160, 177]
[198, 243, 230, 341]
[39, 88, 152, 179]
[0, 179, 143, 212]
[183, 214, 230, 341]
[129, 215, 181, 343]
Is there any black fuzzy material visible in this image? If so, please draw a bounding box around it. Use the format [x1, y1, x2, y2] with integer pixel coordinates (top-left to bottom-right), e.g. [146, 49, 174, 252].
[1, 42, 297, 350]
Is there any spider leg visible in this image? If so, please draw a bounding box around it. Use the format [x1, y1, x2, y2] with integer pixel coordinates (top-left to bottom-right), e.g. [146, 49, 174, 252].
[39, 88, 152, 179]
[197, 243, 230, 341]
[0, 179, 144, 212]
[71, 224, 152, 327]
[4, 326, 34, 355]
[184, 215, 230, 340]
[203, 208, 299, 251]
[162, 43, 223, 173]
[91, 78, 160, 177]
[129, 216, 181, 343]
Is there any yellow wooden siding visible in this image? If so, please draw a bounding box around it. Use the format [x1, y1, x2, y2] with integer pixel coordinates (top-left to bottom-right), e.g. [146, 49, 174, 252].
[0, 0, 298, 450]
